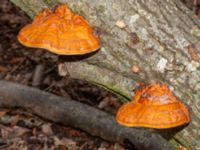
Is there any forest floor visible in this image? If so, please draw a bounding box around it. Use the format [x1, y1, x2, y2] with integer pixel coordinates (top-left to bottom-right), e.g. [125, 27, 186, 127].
[0, 0, 199, 150]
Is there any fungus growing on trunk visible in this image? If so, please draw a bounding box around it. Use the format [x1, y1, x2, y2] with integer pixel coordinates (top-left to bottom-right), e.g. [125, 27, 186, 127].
[18, 4, 100, 55]
[116, 83, 190, 129]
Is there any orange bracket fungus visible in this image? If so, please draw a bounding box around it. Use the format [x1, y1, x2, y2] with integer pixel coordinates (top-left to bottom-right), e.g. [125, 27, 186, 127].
[18, 4, 100, 55]
[116, 83, 190, 129]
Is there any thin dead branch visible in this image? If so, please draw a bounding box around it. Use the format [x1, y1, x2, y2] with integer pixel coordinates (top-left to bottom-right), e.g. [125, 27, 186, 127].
[0, 80, 174, 150]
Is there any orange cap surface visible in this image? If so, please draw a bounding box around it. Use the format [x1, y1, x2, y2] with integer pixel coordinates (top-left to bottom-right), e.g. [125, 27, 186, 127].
[18, 4, 100, 55]
[116, 83, 190, 129]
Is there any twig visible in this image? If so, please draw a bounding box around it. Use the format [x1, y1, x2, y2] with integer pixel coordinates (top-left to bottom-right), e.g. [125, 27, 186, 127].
[32, 64, 45, 87]
[0, 80, 175, 150]
[9, 57, 26, 74]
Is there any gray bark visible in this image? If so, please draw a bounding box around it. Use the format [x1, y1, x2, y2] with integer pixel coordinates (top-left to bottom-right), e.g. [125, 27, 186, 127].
[10, 0, 200, 149]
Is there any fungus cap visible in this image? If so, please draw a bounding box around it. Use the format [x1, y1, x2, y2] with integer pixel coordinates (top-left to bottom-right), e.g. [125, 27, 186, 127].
[18, 4, 100, 55]
[116, 83, 190, 129]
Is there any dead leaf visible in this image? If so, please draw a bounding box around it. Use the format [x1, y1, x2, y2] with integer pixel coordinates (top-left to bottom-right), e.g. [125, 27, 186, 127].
[10, 115, 20, 126]
[10, 57, 25, 64]
[0, 115, 18, 125]
[54, 136, 78, 150]
[54, 136, 63, 146]
[11, 126, 29, 137]
[10, 139, 28, 150]
[98, 98, 109, 109]
[98, 148, 108, 150]
[61, 138, 77, 150]
[1, 127, 12, 139]
[97, 142, 110, 150]
[113, 143, 125, 150]
[23, 118, 42, 128]
[0, 65, 8, 73]
[0, 14, 24, 24]
[41, 123, 53, 136]
[63, 127, 82, 137]
[0, 109, 8, 118]
[59, 88, 71, 99]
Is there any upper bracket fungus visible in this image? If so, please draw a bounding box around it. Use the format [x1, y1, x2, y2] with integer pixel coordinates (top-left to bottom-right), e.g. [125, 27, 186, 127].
[116, 83, 190, 129]
[18, 4, 100, 55]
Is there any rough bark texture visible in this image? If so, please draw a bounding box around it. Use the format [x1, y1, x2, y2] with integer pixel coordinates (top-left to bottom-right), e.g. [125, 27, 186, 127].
[10, 0, 200, 149]
[0, 80, 175, 150]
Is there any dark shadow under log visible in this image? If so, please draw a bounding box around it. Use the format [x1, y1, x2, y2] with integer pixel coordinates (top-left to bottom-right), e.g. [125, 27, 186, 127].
[0, 80, 174, 150]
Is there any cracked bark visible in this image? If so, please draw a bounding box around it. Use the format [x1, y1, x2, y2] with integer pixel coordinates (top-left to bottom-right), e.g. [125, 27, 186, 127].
[10, 0, 200, 149]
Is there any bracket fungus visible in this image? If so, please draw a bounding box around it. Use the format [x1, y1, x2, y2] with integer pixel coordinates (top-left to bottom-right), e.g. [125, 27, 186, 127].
[18, 4, 100, 55]
[116, 83, 190, 129]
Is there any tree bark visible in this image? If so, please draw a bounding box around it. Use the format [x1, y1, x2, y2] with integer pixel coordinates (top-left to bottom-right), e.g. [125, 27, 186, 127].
[10, 0, 200, 149]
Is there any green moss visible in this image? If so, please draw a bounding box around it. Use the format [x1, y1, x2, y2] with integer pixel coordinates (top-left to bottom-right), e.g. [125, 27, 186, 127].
[90, 81, 131, 103]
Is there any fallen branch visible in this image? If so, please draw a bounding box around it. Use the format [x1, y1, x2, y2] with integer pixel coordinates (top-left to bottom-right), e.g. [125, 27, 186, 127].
[0, 80, 174, 150]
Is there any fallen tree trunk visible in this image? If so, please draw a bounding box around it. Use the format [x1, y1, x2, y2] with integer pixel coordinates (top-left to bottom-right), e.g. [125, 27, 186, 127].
[0, 80, 174, 150]
[10, 0, 200, 149]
